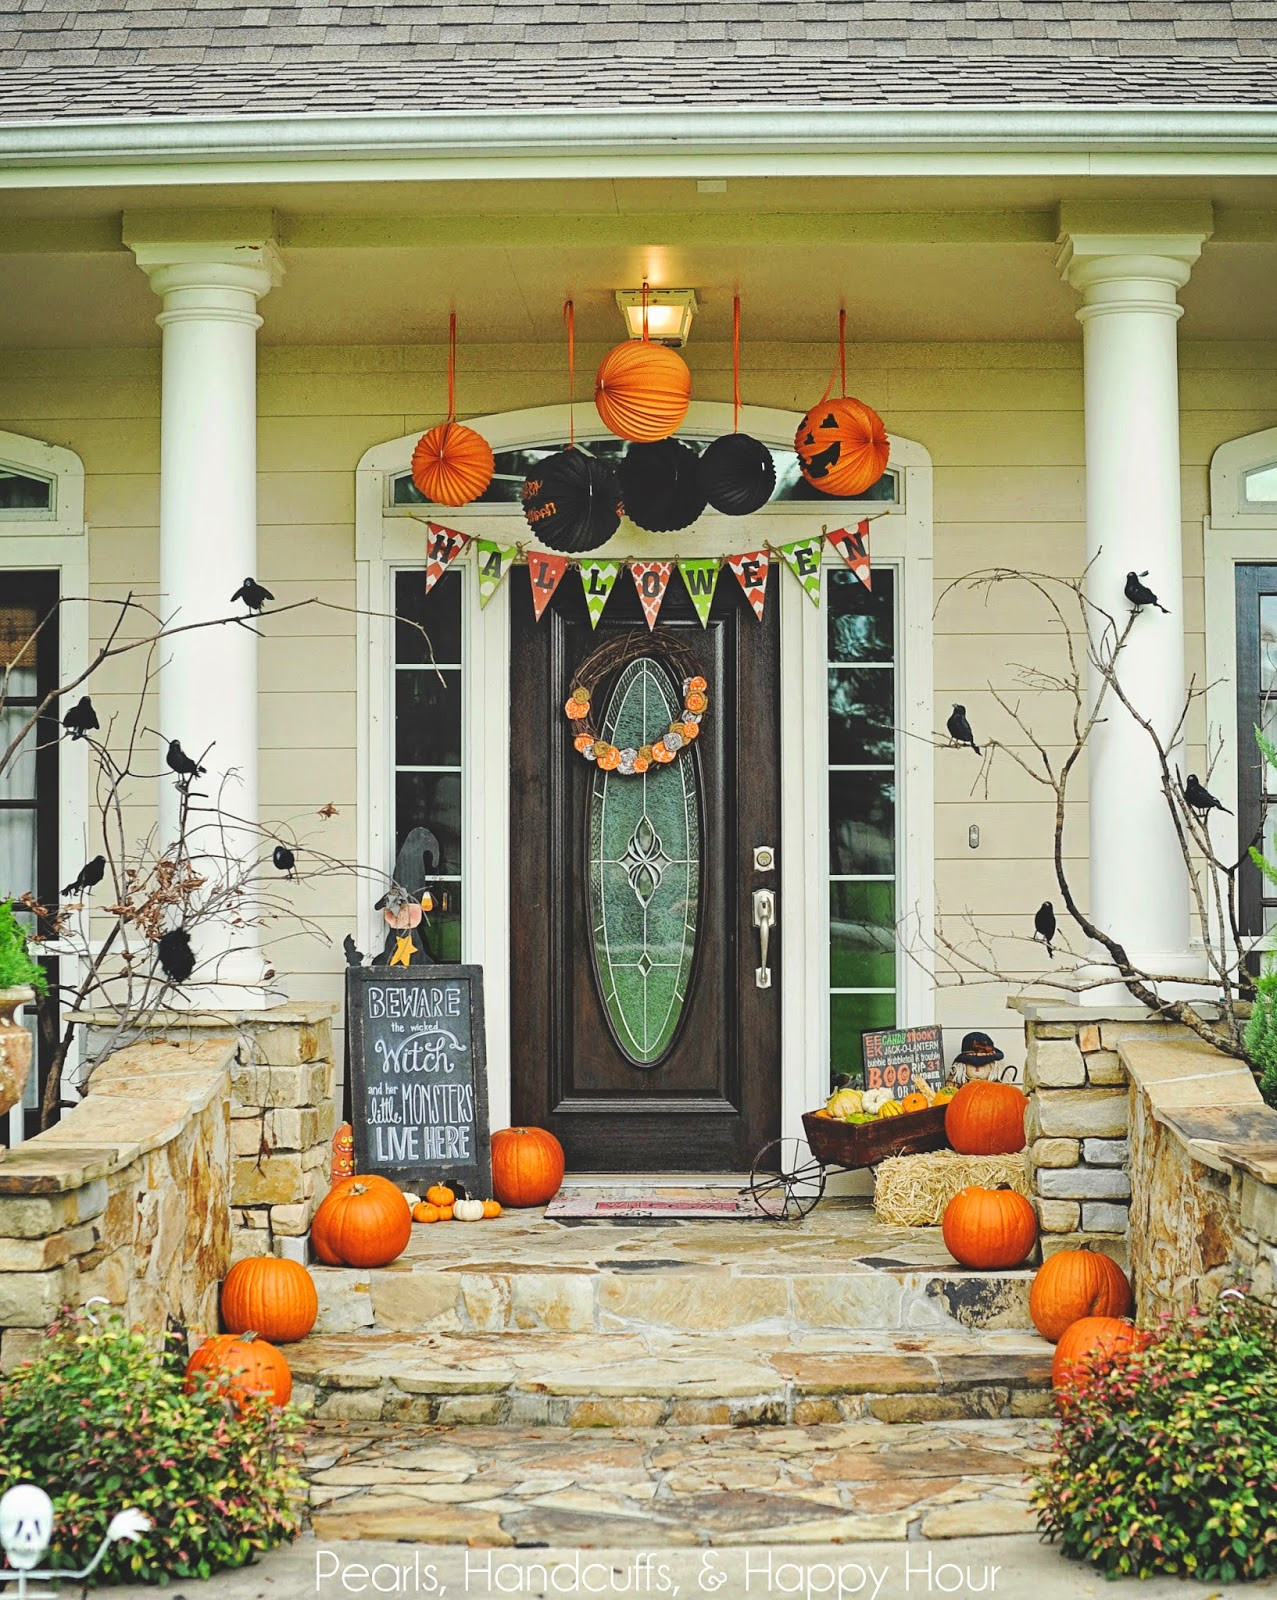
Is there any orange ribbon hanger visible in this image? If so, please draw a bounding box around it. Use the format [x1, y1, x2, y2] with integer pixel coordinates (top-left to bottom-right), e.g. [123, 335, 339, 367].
[446, 310, 458, 421]
[732, 293, 742, 433]
[564, 298, 575, 448]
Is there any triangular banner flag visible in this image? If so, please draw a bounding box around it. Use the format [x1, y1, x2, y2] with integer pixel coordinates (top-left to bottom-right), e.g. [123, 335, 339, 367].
[779, 536, 825, 607]
[579, 560, 621, 629]
[678, 558, 719, 627]
[476, 540, 518, 609]
[827, 519, 872, 592]
[630, 560, 675, 631]
[424, 522, 471, 596]
[528, 551, 570, 621]
[727, 549, 770, 622]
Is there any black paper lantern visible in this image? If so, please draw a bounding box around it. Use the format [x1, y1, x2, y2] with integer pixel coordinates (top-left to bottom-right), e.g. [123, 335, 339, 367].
[698, 432, 776, 516]
[618, 438, 707, 534]
[521, 448, 623, 553]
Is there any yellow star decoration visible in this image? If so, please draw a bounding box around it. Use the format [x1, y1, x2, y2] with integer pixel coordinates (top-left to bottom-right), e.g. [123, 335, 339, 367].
[389, 934, 415, 968]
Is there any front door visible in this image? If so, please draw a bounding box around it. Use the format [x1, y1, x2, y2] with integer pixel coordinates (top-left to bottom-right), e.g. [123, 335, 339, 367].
[510, 566, 782, 1171]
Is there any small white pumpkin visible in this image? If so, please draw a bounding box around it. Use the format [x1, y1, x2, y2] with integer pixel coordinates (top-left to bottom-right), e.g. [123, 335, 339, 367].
[401, 1191, 423, 1210]
[453, 1198, 485, 1222]
[861, 1087, 893, 1114]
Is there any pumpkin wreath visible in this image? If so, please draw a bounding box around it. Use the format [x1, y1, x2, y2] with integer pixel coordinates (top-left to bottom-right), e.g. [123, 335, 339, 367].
[564, 631, 708, 777]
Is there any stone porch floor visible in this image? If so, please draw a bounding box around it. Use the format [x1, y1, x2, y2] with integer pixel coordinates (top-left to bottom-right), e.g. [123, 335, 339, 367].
[303, 1418, 1052, 1545]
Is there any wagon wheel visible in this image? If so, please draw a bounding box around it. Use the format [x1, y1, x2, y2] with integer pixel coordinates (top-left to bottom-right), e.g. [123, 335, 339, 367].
[745, 1137, 827, 1220]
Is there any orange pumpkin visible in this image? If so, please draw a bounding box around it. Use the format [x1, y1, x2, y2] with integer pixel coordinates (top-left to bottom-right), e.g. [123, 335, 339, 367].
[594, 341, 691, 443]
[944, 1080, 1027, 1155]
[410, 421, 494, 507]
[482, 1199, 502, 1218]
[941, 1185, 1038, 1269]
[900, 1091, 931, 1114]
[437, 1204, 455, 1221]
[426, 1184, 455, 1208]
[1029, 1248, 1133, 1343]
[220, 1256, 317, 1344]
[794, 396, 890, 498]
[310, 1174, 411, 1268]
[412, 1201, 441, 1224]
[1052, 1316, 1149, 1392]
[185, 1332, 292, 1411]
[491, 1125, 566, 1207]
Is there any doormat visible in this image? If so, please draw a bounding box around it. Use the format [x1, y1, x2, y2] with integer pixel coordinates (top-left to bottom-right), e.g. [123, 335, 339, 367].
[545, 1193, 765, 1222]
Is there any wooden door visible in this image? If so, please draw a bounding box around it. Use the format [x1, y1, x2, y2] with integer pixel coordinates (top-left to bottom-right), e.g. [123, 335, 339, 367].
[510, 566, 782, 1171]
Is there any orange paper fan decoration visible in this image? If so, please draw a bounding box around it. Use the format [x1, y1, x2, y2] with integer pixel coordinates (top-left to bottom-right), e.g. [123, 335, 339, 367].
[409, 312, 495, 506]
[594, 287, 692, 443]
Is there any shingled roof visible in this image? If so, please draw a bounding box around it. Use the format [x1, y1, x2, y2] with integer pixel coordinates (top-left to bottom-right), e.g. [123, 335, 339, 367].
[2, 0, 1276, 121]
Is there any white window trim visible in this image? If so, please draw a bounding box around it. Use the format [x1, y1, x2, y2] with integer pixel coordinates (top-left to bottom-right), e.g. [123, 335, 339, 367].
[357, 401, 933, 1149]
[1205, 427, 1277, 902]
[0, 428, 89, 1142]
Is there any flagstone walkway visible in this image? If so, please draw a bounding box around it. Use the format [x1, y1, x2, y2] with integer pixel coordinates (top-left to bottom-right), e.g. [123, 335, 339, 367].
[303, 1417, 1053, 1546]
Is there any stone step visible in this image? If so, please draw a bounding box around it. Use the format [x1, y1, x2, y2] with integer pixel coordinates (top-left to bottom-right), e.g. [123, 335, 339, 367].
[288, 1327, 1054, 1429]
[303, 1416, 1055, 1545]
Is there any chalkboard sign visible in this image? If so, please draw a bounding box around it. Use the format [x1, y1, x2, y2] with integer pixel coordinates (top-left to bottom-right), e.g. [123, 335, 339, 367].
[345, 965, 491, 1196]
[861, 1024, 945, 1100]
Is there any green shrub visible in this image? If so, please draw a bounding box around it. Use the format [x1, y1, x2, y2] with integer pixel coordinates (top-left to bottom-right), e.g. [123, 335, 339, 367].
[1033, 1294, 1277, 1581]
[0, 898, 46, 995]
[1244, 965, 1277, 1109]
[0, 1309, 303, 1585]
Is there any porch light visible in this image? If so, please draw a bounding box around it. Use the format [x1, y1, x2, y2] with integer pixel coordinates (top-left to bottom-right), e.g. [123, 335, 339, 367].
[615, 287, 698, 347]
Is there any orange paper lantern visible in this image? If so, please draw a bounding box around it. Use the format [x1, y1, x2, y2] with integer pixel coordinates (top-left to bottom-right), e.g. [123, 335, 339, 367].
[595, 341, 691, 443]
[410, 421, 494, 507]
[794, 396, 890, 498]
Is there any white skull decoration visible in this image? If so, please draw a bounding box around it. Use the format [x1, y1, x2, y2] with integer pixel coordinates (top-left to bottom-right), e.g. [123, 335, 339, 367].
[0, 1484, 53, 1570]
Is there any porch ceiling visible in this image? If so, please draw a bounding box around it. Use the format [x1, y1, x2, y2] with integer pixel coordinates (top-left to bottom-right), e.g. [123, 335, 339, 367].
[2, 176, 1277, 349]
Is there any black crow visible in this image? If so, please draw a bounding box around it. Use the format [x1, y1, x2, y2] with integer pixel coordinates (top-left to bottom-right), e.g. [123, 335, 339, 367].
[1125, 570, 1170, 614]
[946, 704, 980, 755]
[231, 577, 274, 614]
[62, 854, 106, 897]
[157, 926, 195, 984]
[272, 844, 296, 879]
[166, 740, 205, 784]
[62, 696, 99, 740]
[1034, 900, 1056, 959]
[1184, 773, 1232, 819]
[342, 934, 364, 968]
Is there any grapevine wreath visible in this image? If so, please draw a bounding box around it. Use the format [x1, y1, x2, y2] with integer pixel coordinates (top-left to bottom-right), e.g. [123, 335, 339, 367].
[564, 631, 709, 776]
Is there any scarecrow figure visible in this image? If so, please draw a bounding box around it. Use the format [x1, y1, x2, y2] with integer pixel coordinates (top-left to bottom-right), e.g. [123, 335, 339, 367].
[951, 1030, 1018, 1085]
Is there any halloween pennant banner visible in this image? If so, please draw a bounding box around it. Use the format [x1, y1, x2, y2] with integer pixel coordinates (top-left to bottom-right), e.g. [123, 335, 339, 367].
[423, 522, 472, 596]
[826, 519, 872, 593]
[678, 558, 719, 626]
[476, 540, 518, 609]
[778, 536, 825, 607]
[579, 560, 621, 628]
[528, 551, 571, 621]
[726, 549, 770, 622]
[630, 560, 675, 631]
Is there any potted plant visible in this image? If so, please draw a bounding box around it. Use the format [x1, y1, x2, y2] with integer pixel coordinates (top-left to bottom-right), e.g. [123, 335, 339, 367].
[0, 899, 46, 1122]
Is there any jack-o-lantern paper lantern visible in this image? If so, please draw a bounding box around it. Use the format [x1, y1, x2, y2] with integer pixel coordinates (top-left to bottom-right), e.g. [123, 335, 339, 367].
[698, 432, 776, 516]
[619, 439, 706, 533]
[330, 1122, 355, 1184]
[522, 449, 622, 553]
[410, 420, 494, 508]
[595, 341, 691, 443]
[794, 396, 890, 498]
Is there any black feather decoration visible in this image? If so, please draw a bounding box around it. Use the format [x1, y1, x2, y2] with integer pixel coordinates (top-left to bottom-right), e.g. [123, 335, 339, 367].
[157, 926, 195, 984]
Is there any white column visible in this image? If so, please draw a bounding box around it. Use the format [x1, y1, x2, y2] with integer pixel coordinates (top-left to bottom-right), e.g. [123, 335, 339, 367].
[129, 224, 282, 1006]
[1058, 211, 1210, 994]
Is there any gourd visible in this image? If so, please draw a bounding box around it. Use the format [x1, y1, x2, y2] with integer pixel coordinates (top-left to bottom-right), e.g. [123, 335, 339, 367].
[220, 1256, 318, 1344]
[861, 1087, 892, 1115]
[1052, 1316, 1148, 1392]
[401, 1191, 423, 1210]
[932, 1083, 959, 1106]
[941, 1184, 1038, 1269]
[426, 1184, 455, 1208]
[944, 1080, 1027, 1155]
[481, 1199, 502, 1218]
[900, 1091, 931, 1114]
[437, 1204, 454, 1221]
[412, 1202, 441, 1224]
[310, 1175, 411, 1268]
[1029, 1247, 1132, 1343]
[453, 1198, 485, 1222]
[184, 1332, 292, 1411]
[876, 1100, 904, 1119]
[826, 1086, 864, 1120]
[491, 1126, 566, 1207]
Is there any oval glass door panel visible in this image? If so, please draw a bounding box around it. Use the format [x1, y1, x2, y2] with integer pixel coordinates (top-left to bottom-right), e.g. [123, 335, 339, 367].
[588, 658, 702, 1066]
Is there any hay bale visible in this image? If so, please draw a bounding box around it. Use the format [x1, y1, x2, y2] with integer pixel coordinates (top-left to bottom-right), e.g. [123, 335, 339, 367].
[873, 1149, 1031, 1227]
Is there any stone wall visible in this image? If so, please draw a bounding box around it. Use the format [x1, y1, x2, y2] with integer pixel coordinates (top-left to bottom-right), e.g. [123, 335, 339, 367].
[1122, 1034, 1277, 1316]
[1012, 1003, 1195, 1268]
[0, 1037, 232, 1367]
[78, 1003, 337, 1265]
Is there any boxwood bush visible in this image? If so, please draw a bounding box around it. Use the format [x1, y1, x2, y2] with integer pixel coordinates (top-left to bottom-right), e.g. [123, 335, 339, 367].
[0, 1309, 303, 1585]
[1033, 1293, 1277, 1582]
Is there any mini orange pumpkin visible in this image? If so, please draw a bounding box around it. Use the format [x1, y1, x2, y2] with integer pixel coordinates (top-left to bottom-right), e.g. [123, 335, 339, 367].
[220, 1256, 318, 1345]
[944, 1080, 1027, 1156]
[481, 1199, 502, 1218]
[491, 1125, 566, 1207]
[185, 1332, 292, 1411]
[426, 1184, 455, 1208]
[1052, 1316, 1149, 1392]
[1030, 1248, 1133, 1343]
[900, 1091, 931, 1114]
[595, 341, 691, 442]
[794, 396, 890, 498]
[410, 421, 494, 507]
[942, 1185, 1037, 1270]
[412, 1201, 441, 1224]
[437, 1204, 454, 1221]
[310, 1175, 412, 1268]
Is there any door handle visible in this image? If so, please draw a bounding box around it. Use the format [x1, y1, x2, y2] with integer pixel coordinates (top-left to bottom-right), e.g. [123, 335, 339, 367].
[752, 889, 776, 990]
